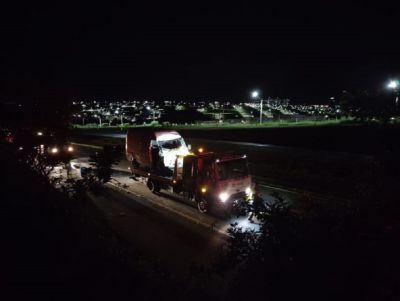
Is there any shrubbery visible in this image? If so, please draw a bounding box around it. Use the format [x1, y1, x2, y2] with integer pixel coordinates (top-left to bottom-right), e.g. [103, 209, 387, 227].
[217, 190, 400, 301]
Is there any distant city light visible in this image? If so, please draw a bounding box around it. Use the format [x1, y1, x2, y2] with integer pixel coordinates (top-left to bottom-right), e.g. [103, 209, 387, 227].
[72, 97, 345, 127]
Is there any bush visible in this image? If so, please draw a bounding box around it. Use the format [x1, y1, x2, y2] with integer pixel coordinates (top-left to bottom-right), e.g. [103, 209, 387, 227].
[219, 193, 400, 301]
[89, 145, 122, 183]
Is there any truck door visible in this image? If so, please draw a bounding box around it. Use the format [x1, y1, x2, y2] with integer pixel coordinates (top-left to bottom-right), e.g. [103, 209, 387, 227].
[182, 156, 196, 193]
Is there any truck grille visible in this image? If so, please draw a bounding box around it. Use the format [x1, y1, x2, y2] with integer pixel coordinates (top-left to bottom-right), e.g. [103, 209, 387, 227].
[229, 191, 247, 202]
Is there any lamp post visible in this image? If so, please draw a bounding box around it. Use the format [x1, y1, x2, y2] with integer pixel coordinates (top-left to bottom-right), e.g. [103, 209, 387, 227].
[387, 80, 399, 107]
[146, 106, 155, 121]
[94, 114, 102, 126]
[251, 90, 263, 124]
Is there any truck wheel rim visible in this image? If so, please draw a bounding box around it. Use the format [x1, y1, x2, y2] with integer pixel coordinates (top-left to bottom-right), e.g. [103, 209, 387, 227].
[198, 200, 207, 212]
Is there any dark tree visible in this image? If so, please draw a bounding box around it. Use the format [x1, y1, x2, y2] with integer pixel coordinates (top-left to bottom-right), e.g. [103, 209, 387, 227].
[161, 107, 212, 124]
[89, 145, 122, 183]
[339, 90, 397, 122]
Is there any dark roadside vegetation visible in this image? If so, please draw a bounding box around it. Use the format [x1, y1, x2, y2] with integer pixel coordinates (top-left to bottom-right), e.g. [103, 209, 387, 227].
[0, 143, 184, 299]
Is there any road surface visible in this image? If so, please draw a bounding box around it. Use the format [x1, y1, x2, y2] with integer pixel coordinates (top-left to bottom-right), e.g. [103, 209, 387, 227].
[73, 130, 371, 200]
[65, 135, 356, 274]
[68, 150, 260, 276]
[71, 142, 320, 209]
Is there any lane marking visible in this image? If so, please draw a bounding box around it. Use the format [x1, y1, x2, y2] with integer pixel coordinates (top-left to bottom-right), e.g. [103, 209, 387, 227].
[71, 142, 103, 150]
[259, 183, 351, 205]
[259, 184, 298, 193]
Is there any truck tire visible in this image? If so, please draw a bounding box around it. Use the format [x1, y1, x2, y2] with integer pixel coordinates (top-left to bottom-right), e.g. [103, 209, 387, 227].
[147, 179, 160, 193]
[197, 198, 209, 214]
[127, 153, 134, 162]
[130, 158, 139, 169]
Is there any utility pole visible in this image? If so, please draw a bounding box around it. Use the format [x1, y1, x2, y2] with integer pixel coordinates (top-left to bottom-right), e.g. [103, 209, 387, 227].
[388, 80, 399, 107]
[251, 90, 264, 125]
[95, 115, 102, 126]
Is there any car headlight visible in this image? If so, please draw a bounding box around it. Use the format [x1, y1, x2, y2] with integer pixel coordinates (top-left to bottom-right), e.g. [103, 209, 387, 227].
[51, 147, 58, 154]
[219, 192, 229, 202]
[67, 146, 74, 152]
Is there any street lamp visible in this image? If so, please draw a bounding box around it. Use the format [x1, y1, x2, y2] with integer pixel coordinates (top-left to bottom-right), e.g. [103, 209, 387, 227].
[388, 80, 398, 89]
[387, 80, 399, 107]
[251, 90, 263, 124]
[251, 90, 259, 98]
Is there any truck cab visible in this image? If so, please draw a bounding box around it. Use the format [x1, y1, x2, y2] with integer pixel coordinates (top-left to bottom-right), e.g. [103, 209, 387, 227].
[174, 152, 253, 213]
[126, 128, 253, 213]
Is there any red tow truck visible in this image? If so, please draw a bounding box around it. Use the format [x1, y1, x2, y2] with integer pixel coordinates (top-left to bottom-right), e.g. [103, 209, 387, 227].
[126, 128, 253, 213]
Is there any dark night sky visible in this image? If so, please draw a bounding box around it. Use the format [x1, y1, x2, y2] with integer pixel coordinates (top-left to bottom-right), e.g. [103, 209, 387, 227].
[0, 2, 399, 103]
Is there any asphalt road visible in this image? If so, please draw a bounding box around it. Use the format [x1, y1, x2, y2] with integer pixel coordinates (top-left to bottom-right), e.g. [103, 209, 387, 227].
[69, 141, 317, 274]
[67, 134, 357, 274]
[73, 130, 360, 205]
[71, 143, 314, 209]
[72, 132, 356, 207]
[69, 150, 260, 275]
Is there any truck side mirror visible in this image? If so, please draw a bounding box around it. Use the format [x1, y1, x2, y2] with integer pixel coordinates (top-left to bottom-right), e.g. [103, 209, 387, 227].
[188, 144, 192, 151]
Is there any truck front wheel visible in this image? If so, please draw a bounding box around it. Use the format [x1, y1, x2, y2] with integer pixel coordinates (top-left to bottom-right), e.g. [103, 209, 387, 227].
[147, 179, 160, 193]
[197, 198, 209, 214]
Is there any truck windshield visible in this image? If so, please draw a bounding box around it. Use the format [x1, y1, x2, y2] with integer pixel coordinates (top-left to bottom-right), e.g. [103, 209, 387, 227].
[217, 159, 248, 180]
[159, 138, 184, 149]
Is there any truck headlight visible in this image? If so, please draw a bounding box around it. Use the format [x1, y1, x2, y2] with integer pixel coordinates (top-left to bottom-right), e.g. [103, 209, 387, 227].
[219, 192, 229, 203]
[245, 187, 252, 195]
